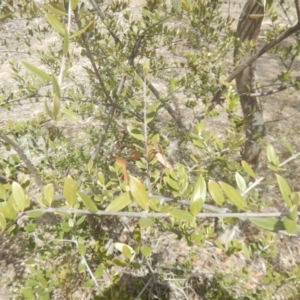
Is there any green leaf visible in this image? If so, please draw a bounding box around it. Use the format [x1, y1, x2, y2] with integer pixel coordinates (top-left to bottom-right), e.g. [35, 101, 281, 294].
[0, 184, 6, 200]
[21, 288, 35, 299]
[45, 13, 65, 35]
[70, 21, 94, 39]
[52, 75, 60, 98]
[140, 245, 152, 257]
[12, 181, 26, 212]
[71, 0, 79, 10]
[129, 176, 148, 210]
[61, 107, 82, 122]
[82, 279, 94, 288]
[190, 199, 202, 217]
[241, 160, 256, 179]
[250, 217, 284, 231]
[191, 175, 206, 210]
[165, 177, 179, 191]
[122, 244, 133, 259]
[43, 4, 67, 16]
[276, 174, 292, 207]
[112, 258, 127, 267]
[94, 263, 104, 279]
[105, 192, 131, 212]
[0, 213, 6, 230]
[22, 62, 51, 81]
[44, 98, 53, 118]
[127, 125, 144, 141]
[219, 182, 247, 210]
[169, 209, 194, 221]
[52, 94, 60, 120]
[242, 242, 250, 260]
[291, 192, 300, 206]
[43, 183, 54, 206]
[78, 242, 86, 255]
[283, 217, 298, 235]
[235, 172, 246, 192]
[267, 144, 279, 166]
[208, 180, 224, 206]
[134, 71, 144, 87]
[78, 192, 98, 211]
[289, 206, 298, 222]
[63, 30, 69, 56]
[138, 217, 154, 228]
[0, 202, 16, 220]
[133, 227, 141, 243]
[63, 176, 78, 207]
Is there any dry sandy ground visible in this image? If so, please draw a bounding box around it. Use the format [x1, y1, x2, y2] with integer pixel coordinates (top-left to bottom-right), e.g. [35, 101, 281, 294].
[0, 0, 300, 299]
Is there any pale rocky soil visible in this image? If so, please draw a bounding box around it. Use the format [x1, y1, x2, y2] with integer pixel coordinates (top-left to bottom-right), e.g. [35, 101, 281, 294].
[1, 0, 300, 299]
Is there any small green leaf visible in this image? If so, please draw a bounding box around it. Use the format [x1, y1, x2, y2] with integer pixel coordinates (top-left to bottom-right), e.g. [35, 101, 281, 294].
[191, 175, 206, 210]
[70, 0, 79, 10]
[133, 227, 141, 243]
[139, 217, 154, 228]
[0, 213, 6, 230]
[143, 61, 150, 76]
[63, 30, 69, 56]
[129, 176, 148, 210]
[180, 0, 190, 11]
[134, 71, 144, 87]
[94, 263, 104, 279]
[289, 206, 298, 222]
[52, 94, 60, 120]
[112, 258, 127, 267]
[291, 192, 300, 206]
[44, 98, 53, 118]
[276, 174, 292, 207]
[78, 242, 86, 255]
[141, 245, 152, 257]
[63, 176, 78, 207]
[283, 217, 298, 235]
[242, 242, 250, 260]
[105, 192, 131, 212]
[219, 182, 247, 210]
[52, 75, 60, 98]
[0, 184, 7, 200]
[208, 180, 224, 206]
[22, 62, 51, 81]
[61, 107, 82, 122]
[22, 288, 35, 299]
[43, 183, 54, 206]
[267, 144, 279, 166]
[241, 160, 256, 179]
[12, 181, 26, 212]
[169, 209, 194, 221]
[78, 192, 98, 211]
[82, 279, 94, 287]
[235, 172, 246, 192]
[190, 199, 202, 217]
[70, 21, 94, 39]
[45, 13, 65, 35]
[127, 125, 144, 141]
[0, 202, 16, 220]
[122, 245, 133, 259]
[250, 217, 284, 231]
[43, 4, 67, 16]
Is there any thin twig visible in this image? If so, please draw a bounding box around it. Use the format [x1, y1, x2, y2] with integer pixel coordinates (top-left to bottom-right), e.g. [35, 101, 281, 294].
[211, 5, 300, 106]
[24, 207, 300, 219]
[242, 151, 300, 197]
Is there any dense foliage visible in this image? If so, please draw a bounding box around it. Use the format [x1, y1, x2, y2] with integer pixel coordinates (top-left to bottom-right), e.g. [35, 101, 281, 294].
[0, 0, 300, 299]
